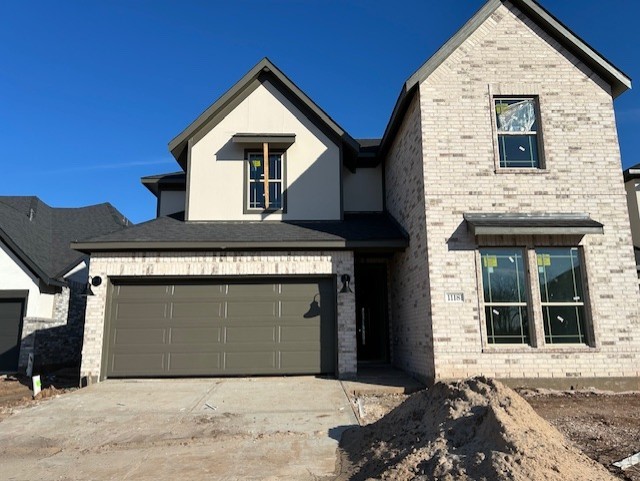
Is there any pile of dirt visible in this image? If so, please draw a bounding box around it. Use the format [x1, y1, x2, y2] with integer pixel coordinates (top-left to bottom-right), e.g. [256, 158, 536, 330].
[338, 377, 618, 481]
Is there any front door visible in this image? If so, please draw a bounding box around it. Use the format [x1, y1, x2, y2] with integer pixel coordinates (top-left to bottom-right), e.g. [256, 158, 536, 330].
[355, 263, 388, 362]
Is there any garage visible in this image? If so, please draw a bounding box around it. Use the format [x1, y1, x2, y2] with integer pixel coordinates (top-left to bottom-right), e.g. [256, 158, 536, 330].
[0, 298, 25, 373]
[103, 278, 336, 378]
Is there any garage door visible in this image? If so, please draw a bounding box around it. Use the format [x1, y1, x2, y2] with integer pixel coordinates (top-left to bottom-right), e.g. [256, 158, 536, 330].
[104, 278, 336, 377]
[0, 298, 25, 373]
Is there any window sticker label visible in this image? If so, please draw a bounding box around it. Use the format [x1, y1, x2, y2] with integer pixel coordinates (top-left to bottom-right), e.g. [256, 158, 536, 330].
[483, 256, 498, 268]
[537, 254, 551, 267]
[252, 160, 262, 168]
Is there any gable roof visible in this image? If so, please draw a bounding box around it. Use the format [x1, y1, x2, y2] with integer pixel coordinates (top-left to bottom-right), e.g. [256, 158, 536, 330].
[379, 0, 632, 156]
[71, 213, 408, 252]
[168, 57, 360, 169]
[0, 196, 131, 286]
[624, 163, 640, 182]
[141, 171, 186, 196]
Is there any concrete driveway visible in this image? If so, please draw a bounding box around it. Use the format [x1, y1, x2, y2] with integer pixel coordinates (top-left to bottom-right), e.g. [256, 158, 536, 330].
[0, 377, 357, 480]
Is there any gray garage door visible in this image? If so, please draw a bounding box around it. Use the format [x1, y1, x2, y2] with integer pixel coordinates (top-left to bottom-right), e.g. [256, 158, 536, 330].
[104, 278, 336, 377]
[0, 298, 25, 373]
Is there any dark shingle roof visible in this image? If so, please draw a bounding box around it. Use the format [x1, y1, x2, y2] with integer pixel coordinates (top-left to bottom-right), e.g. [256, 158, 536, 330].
[0, 196, 130, 285]
[141, 171, 186, 196]
[463, 213, 604, 235]
[72, 213, 408, 252]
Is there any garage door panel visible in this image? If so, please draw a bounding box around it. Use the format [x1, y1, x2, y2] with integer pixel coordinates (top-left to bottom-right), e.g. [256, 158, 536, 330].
[114, 285, 170, 299]
[170, 327, 222, 344]
[105, 278, 335, 377]
[173, 284, 224, 298]
[171, 301, 223, 319]
[114, 327, 166, 345]
[226, 301, 277, 318]
[226, 283, 277, 298]
[279, 325, 319, 343]
[280, 351, 321, 370]
[225, 326, 276, 343]
[168, 352, 222, 372]
[116, 302, 167, 320]
[225, 351, 276, 370]
[110, 353, 165, 374]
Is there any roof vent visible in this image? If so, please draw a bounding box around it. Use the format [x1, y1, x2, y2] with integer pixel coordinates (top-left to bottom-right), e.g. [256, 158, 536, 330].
[29, 208, 35, 221]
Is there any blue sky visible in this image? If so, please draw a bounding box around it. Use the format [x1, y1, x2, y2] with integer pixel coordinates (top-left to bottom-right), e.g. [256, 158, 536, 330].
[1, 1, 638, 224]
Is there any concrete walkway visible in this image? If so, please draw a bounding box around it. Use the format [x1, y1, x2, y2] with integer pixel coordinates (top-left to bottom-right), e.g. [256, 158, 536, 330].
[0, 377, 357, 480]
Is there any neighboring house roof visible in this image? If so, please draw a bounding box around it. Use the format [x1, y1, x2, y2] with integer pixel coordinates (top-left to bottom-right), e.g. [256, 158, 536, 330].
[379, 0, 632, 157]
[0, 196, 130, 287]
[168, 57, 360, 170]
[624, 163, 640, 182]
[141, 171, 186, 196]
[71, 213, 408, 252]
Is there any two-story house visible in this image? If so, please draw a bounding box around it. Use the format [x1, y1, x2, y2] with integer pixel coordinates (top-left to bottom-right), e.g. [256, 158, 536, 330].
[74, 0, 639, 387]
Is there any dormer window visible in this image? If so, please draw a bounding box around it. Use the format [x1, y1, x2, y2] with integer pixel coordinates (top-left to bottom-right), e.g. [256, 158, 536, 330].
[233, 134, 294, 214]
[247, 150, 283, 210]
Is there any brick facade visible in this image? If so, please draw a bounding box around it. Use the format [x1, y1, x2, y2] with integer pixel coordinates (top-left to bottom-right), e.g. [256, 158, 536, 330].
[81, 251, 356, 382]
[385, 2, 639, 382]
[19, 281, 87, 372]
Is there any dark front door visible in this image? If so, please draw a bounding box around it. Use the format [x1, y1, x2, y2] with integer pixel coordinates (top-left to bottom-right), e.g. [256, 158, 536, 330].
[0, 298, 25, 373]
[355, 263, 388, 362]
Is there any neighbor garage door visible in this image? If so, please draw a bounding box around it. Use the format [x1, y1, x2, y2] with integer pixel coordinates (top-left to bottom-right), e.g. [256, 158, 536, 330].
[0, 298, 25, 373]
[104, 278, 335, 377]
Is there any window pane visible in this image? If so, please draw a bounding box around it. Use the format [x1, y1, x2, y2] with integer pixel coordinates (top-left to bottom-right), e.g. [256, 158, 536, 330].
[269, 182, 282, 209]
[481, 249, 527, 303]
[543, 305, 587, 344]
[485, 305, 530, 344]
[538, 248, 583, 303]
[248, 154, 264, 180]
[498, 134, 539, 168]
[495, 99, 537, 132]
[269, 154, 282, 181]
[249, 182, 264, 209]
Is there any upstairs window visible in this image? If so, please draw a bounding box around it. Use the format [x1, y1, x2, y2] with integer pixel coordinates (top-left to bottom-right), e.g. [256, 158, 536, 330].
[247, 151, 283, 211]
[494, 97, 541, 169]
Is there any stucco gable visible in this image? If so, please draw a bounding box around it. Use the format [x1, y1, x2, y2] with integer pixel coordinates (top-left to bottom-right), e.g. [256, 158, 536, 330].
[168, 57, 359, 169]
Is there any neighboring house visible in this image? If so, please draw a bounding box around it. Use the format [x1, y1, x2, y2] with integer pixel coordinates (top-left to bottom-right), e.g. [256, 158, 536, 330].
[0, 196, 129, 373]
[73, 0, 639, 386]
[623, 164, 640, 274]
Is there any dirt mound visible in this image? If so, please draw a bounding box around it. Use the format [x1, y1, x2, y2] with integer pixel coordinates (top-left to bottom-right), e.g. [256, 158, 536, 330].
[338, 377, 618, 481]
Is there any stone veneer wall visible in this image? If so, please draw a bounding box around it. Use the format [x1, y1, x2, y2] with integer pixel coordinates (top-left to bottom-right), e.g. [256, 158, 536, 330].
[18, 281, 87, 371]
[81, 251, 356, 382]
[416, 2, 640, 381]
[385, 93, 434, 381]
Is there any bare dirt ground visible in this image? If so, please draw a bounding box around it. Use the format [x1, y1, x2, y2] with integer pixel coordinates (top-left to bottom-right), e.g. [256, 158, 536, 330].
[347, 383, 640, 480]
[0, 374, 75, 422]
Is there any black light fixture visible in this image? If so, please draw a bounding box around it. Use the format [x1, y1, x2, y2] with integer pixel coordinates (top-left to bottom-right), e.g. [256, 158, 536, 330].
[339, 274, 353, 294]
[82, 276, 103, 297]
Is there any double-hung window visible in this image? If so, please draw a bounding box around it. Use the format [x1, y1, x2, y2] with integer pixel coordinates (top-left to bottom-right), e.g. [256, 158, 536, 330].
[480, 248, 530, 344]
[537, 248, 587, 344]
[247, 151, 283, 210]
[494, 97, 541, 169]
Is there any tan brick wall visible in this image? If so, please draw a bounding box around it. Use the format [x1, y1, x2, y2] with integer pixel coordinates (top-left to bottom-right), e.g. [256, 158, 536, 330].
[385, 94, 434, 380]
[80, 251, 356, 381]
[415, 2, 640, 380]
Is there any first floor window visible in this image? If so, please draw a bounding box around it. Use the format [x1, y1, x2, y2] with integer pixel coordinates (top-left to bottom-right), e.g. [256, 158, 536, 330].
[480, 248, 530, 344]
[247, 151, 283, 210]
[479, 246, 590, 347]
[537, 248, 587, 344]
